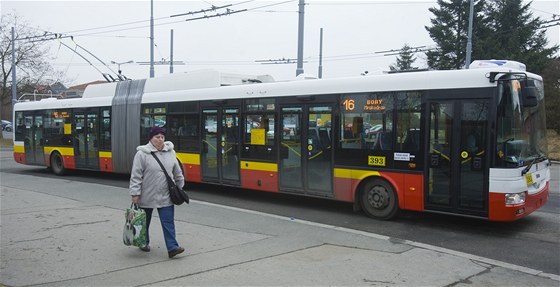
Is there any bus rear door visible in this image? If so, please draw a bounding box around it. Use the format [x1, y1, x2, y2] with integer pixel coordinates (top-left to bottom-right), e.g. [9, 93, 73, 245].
[426, 100, 490, 217]
[22, 112, 45, 165]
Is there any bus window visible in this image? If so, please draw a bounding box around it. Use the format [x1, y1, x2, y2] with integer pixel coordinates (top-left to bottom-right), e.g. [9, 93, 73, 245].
[245, 114, 275, 145]
[14, 112, 25, 141]
[168, 114, 199, 152]
[340, 93, 394, 150]
[44, 109, 72, 146]
[141, 104, 166, 140]
[242, 98, 276, 161]
[396, 92, 421, 152]
[100, 108, 111, 150]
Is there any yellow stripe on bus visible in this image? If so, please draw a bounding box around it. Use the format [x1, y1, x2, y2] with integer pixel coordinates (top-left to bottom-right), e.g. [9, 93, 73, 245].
[240, 161, 278, 172]
[44, 147, 74, 156]
[334, 168, 380, 180]
[177, 153, 200, 165]
[99, 151, 112, 158]
[14, 145, 24, 153]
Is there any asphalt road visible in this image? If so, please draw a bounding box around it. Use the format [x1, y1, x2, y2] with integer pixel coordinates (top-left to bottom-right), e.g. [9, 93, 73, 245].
[1, 148, 558, 276]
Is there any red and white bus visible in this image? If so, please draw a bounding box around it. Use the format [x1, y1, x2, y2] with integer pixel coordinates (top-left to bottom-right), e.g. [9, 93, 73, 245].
[12, 60, 550, 221]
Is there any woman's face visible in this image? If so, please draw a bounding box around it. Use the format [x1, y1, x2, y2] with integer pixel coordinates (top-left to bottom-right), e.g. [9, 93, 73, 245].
[150, 134, 165, 150]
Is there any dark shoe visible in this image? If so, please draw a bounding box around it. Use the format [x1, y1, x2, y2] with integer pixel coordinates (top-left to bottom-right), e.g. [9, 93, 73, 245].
[139, 245, 150, 252]
[168, 247, 185, 258]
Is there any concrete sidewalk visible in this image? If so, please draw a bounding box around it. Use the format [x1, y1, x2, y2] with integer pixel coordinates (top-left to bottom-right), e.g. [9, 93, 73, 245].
[1, 173, 558, 286]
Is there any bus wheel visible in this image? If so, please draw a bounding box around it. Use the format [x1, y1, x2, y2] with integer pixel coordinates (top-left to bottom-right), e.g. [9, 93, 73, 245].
[360, 179, 399, 220]
[51, 152, 67, 176]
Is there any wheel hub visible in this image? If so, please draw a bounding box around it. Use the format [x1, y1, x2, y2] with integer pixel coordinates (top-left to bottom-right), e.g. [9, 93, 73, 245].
[368, 186, 389, 209]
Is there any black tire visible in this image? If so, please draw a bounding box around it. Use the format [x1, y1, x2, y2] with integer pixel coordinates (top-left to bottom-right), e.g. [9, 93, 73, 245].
[50, 152, 67, 176]
[360, 178, 399, 220]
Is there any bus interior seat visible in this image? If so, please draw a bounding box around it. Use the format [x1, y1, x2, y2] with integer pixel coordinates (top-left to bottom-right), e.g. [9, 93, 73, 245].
[403, 129, 420, 151]
[318, 127, 330, 148]
[374, 131, 393, 150]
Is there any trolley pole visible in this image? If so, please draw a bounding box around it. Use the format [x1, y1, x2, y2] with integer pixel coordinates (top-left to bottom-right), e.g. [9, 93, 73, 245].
[296, 0, 305, 76]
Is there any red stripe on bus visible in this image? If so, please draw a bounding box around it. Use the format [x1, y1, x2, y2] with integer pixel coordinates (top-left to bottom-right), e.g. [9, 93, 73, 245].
[333, 177, 356, 202]
[334, 171, 424, 211]
[240, 168, 278, 192]
[14, 152, 26, 164]
[488, 182, 549, 221]
[183, 164, 202, 183]
[99, 157, 113, 172]
[64, 155, 76, 169]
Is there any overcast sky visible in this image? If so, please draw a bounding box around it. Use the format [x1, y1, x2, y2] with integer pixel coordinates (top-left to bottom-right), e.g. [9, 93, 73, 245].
[2, 0, 559, 86]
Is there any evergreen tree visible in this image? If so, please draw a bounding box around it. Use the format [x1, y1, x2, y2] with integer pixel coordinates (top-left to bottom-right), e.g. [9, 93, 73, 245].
[389, 44, 418, 71]
[425, 0, 489, 70]
[542, 58, 560, 133]
[483, 0, 557, 74]
[425, 0, 558, 73]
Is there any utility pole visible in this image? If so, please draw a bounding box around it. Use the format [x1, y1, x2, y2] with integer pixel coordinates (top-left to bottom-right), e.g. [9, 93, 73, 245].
[318, 28, 323, 79]
[170, 29, 174, 74]
[296, 0, 305, 76]
[150, 0, 155, 78]
[11, 27, 17, 107]
[465, 0, 474, 69]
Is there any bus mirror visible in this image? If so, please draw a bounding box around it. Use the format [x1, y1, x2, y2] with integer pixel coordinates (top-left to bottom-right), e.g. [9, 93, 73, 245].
[521, 79, 538, 107]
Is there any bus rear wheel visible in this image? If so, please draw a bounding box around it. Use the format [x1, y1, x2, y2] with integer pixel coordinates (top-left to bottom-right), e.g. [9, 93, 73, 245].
[51, 152, 67, 176]
[360, 178, 399, 220]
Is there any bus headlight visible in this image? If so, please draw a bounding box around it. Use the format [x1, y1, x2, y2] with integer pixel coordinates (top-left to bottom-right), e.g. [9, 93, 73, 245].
[505, 192, 526, 205]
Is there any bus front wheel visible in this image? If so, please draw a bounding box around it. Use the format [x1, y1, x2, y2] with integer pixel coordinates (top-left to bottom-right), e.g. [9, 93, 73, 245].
[360, 179, 399, 220]
[51, 152, 67, 176]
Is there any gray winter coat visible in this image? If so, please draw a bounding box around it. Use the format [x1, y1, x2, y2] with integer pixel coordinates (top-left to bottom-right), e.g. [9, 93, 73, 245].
[129, 141, 185, 208]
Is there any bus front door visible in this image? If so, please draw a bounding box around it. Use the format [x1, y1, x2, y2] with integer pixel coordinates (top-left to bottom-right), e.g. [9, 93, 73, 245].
[279, 105, 333, 196]
[73, 111, 99, 170]
[426, 100, 489, 217]
[23, 112, 45, 165]
[201, 108, 241, 185]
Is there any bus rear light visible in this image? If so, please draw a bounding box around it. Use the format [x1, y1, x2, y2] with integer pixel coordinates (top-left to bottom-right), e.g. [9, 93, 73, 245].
[505, 192, 526, 205]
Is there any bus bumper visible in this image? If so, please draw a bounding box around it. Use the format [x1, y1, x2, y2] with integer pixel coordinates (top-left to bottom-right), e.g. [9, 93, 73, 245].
[488, 182, 549, 221]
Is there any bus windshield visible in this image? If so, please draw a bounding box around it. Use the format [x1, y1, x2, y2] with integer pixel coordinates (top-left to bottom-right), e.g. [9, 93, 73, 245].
[496, 77, 548, 167]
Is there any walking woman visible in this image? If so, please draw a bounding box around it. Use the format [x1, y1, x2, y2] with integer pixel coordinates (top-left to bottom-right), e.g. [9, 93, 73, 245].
[129, 126, 185, 258]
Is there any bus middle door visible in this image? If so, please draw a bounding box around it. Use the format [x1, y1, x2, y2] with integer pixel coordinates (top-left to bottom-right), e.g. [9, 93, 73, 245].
[73, 110, 99, 170]
[279, 105, 334, 196]
[201, 107, 241, 185]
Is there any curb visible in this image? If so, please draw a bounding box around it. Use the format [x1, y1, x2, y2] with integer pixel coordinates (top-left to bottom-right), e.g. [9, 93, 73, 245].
[195, 200, 560, 282]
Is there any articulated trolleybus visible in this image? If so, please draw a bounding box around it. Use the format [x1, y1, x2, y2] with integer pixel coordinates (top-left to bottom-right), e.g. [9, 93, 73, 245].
[13, 60, 550, 221]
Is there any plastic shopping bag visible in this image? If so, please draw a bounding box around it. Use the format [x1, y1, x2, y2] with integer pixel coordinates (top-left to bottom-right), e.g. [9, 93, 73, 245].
[123, 204, 147, 248]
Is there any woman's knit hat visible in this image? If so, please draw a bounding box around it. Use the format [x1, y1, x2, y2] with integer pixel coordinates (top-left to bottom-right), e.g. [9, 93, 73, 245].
[149, 126, 166, 139]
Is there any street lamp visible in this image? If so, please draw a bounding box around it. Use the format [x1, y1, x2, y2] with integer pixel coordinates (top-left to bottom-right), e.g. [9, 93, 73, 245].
[111, 60, 134, 75]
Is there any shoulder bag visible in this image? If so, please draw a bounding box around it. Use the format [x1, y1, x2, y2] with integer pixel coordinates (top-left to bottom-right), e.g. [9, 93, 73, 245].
[150, 152, 190, 205]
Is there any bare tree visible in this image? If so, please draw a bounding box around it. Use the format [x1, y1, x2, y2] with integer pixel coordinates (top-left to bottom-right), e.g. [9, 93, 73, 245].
[1, 12, 63, 122]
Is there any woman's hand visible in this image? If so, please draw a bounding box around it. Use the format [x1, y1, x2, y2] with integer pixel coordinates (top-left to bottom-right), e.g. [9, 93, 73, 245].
[131, 195, 140, 204]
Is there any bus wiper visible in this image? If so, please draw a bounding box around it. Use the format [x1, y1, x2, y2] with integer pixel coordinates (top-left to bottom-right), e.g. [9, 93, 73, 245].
[521, 154, 547, 175]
